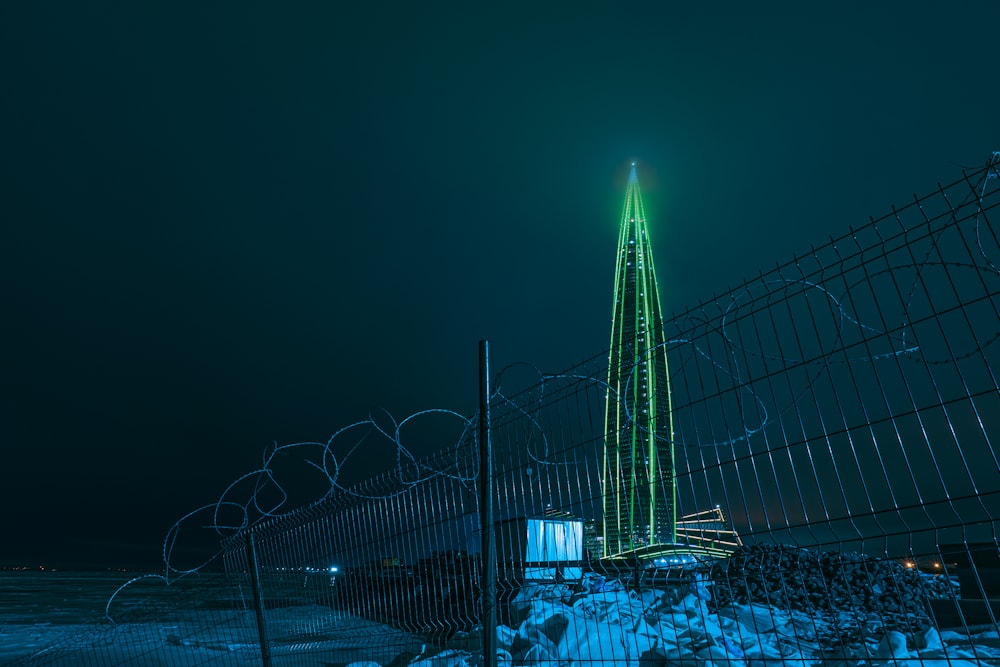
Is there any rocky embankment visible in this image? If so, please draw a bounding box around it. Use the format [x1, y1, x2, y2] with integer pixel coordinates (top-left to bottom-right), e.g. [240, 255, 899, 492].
[366, 546, 998, 667]
[709, 544, 940, 635]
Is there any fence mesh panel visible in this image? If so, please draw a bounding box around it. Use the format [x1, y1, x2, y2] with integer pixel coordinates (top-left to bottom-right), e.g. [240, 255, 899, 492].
[9, 156, 1000, 665]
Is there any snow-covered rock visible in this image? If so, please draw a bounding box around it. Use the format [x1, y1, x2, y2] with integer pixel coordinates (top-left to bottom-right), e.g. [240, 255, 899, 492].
[389, 570, 1000, 667]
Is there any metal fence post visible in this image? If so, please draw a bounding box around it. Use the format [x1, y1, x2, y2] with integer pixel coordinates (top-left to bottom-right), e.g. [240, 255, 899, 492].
[479, 340, 497, 667]
[246, 532, 273, 667]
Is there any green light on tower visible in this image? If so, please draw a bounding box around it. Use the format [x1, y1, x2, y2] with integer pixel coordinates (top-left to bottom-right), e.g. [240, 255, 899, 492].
[602, 162, 676, 558]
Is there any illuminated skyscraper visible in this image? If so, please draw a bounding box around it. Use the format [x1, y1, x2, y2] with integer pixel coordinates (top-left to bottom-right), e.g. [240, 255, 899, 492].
[603, 163, 675, 557]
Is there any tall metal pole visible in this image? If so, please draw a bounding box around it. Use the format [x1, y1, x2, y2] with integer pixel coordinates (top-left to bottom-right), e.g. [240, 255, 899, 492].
[246, 532, 273, 667]
[478, 340, 497, 667]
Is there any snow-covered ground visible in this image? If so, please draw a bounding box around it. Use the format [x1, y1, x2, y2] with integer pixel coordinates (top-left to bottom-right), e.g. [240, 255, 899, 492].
[3, 571, 999, 666]
[446, 575, 1000, 667]
[2, 604, 425, 666]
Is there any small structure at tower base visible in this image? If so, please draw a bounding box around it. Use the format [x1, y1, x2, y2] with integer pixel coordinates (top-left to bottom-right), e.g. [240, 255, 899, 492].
[601, 507, 743, 564]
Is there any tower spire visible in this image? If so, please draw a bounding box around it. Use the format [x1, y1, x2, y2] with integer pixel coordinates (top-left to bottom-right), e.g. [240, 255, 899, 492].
[602, 163, 676, 557]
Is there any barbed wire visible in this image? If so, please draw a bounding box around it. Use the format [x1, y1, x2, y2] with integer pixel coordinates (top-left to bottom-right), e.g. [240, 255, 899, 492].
[100, 156, 1000, 631]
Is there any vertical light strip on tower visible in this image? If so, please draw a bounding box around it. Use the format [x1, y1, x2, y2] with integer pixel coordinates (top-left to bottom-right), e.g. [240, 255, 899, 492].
[602, 163, 676, 557]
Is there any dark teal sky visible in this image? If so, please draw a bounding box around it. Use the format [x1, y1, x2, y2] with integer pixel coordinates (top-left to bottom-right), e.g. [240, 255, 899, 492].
[3, 2, 999, 567]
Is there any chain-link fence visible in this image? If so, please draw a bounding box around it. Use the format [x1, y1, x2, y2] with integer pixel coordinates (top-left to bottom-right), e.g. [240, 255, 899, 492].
[9, 155, 1000, 666]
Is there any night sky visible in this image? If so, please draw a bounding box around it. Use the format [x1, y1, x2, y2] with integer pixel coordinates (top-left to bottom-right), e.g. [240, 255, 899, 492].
[3, 3, 999, 569]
